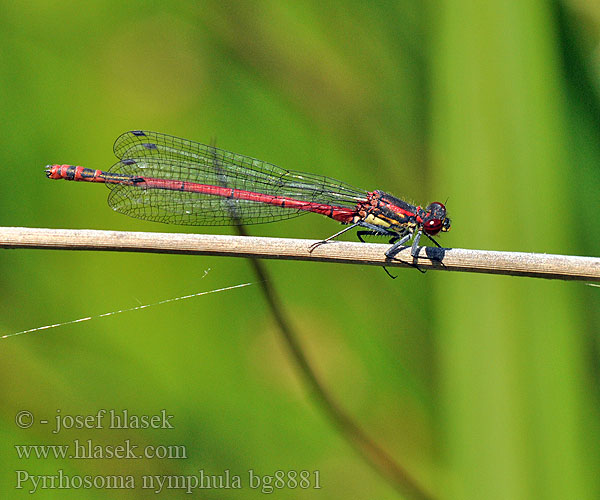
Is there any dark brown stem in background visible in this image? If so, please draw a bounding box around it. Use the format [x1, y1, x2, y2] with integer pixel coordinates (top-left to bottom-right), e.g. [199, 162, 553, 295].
[233, 226, 434, 500]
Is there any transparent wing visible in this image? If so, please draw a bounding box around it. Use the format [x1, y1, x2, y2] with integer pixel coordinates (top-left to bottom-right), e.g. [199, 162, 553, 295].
[107, 131, 366, 226]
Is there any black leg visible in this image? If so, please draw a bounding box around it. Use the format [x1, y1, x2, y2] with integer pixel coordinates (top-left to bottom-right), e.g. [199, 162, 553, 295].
[384, 232, 412, 258]
[425, 233, 442, 248]
[382, 266, 398, 279]
[382, 230, 430, 274]
[356, 230, 402, 279]
[356, 230, 380, 243]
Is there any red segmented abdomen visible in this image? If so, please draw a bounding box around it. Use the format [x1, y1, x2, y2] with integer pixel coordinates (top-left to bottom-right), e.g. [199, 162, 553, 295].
[45, 165, 358, 224]
[140, 177, 357, 223]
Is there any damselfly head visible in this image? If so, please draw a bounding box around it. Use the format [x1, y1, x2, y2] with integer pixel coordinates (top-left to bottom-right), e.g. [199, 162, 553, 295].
[422, 202, 451, 235]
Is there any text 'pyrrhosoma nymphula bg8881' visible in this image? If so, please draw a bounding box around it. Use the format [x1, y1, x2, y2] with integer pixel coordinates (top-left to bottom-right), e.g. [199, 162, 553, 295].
[46, 130, 451, 259]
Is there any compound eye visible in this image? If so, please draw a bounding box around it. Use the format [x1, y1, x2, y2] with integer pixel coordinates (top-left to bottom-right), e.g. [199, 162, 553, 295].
[424, 218, 443, 235]
[427, 201, 446, 213]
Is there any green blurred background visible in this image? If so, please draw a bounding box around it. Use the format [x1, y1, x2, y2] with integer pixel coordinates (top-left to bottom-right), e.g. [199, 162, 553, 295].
[1, 1, 599, 498]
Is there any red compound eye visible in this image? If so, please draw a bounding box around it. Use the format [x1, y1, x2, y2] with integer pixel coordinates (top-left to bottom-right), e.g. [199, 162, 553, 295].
[424, 218, 443, 235]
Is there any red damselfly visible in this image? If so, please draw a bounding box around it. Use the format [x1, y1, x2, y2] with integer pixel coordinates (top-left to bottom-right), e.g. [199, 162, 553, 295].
[46, 130, 451, 260]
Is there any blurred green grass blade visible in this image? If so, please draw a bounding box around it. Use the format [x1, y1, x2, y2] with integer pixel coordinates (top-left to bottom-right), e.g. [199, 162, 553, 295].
[430, 1, 596, 499]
